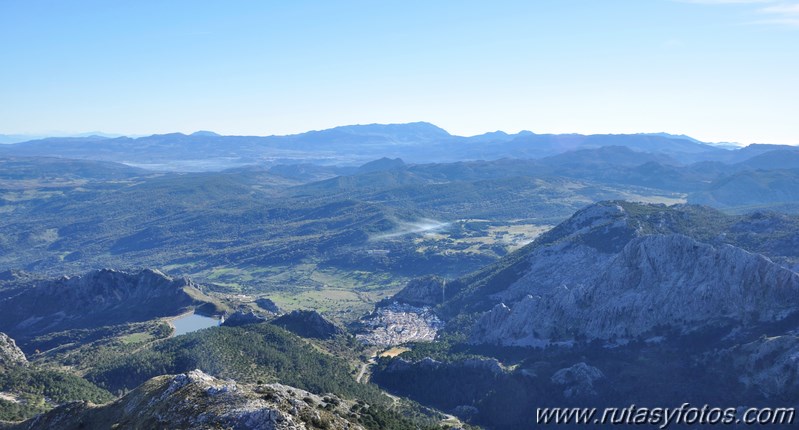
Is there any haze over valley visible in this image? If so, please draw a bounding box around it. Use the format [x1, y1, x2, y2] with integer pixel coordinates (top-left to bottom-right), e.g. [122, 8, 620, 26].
[1, 121, 798, 428]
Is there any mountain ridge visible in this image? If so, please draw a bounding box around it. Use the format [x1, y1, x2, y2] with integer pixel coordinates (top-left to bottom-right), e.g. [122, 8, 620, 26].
[0, 268, 222, 347]
[471, 233, 799, 346]
[8, 370, 369, 430]
[435, 201, 799, 345]
[0, 122, 756, 171]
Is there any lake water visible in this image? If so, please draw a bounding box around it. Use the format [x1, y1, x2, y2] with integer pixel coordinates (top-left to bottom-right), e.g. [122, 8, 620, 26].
[171, 313, 220, 336]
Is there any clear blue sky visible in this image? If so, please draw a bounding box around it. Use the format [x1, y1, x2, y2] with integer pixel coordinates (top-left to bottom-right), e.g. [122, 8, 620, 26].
[1, 0, 797, 144]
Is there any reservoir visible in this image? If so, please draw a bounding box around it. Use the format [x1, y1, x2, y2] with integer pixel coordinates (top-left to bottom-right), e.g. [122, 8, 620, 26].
[171, 313, 220, 336]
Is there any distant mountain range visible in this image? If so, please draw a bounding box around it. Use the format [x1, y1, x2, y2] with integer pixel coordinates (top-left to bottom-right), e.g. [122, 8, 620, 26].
[0, 132, 127, 144]
[1, 122, 793, 171]
[3, 132, 799, 428]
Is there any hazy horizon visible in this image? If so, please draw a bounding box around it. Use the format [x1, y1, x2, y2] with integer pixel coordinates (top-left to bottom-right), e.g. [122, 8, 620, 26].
[0, 120, 786, 147]
[1, 1, 797, 145]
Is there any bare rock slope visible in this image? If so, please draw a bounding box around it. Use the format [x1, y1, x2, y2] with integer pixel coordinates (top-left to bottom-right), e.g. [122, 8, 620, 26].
[271, 310, 345, 340]
[10, 369, 366, 430]
[0, 332, 27, 366]
[0, 268, 221, 343]
[462, 202, 799, 346]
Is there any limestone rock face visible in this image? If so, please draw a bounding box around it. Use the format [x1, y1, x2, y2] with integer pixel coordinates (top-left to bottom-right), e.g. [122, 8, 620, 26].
[222, 310, 268, 327]
[0, 332, 27, 366]
[0, 269, 29, 282]
[472, 234, 799, 345]
[392, 275, 447, 307]
[736, 335, 799, 398]
[467, 202, 799, 346]
[255, 298, 282, 314]
[0, 268, 217, 342]
[41, 268, 201, 308]
[271, 310, 345, 340]
[384, 356, 504, 379]
[551, 363, 604, 398]
[13, 369, 366, 430]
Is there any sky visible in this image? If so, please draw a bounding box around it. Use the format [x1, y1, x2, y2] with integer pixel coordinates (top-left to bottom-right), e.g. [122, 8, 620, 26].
[0, 0, 797, 145]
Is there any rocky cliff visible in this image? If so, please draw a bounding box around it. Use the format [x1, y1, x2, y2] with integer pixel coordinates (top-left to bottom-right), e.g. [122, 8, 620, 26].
[734, 334, 799, 398]
[0, 332, 27, 367]
[391, 275, 447, 307]
[462, 202, 799, 346]
[550, 362, 605, 399]
[10, 370, 366, 430]
[222, 309, 268, 327]
[0, 268, 220, 343]
[255, 298, 282, 314]
[271, 310, 345, 340]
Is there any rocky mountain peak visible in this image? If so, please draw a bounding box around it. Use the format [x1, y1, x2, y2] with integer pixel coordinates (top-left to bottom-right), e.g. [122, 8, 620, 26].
[551, 363, 605, 398]
[392, 275, 447, 306]
[0, 268, 219, 343]
[471, 233, 799, 346]
[271, 310, 345, 340]
[30, 268, 201, 314]
[533, 201, 638, 254]
[0, 332, 27, 366]
[52, 267, 194, 291]
[13, 370, 366, 430]
[255, 298, 281, 314]
[222, 310, 268, 327]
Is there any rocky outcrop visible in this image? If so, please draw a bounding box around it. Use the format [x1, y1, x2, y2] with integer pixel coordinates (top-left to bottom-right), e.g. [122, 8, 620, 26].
[385, 356, 502, 375]
[0, 268, 220, 343]
[222, 310, 268, 327]
[0, 332, 27, 366]
[255, 298, 282, 314]
[0, 269, 29, 283]
[271, 310, 345, 340]
[736, 335, 799, 398]
[472, 234, 799, 345]
[391, 275, 447, 307]
[551, 363, 604, 398]
[11, 369, 366, 430]
[463, 202, 799, 346]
